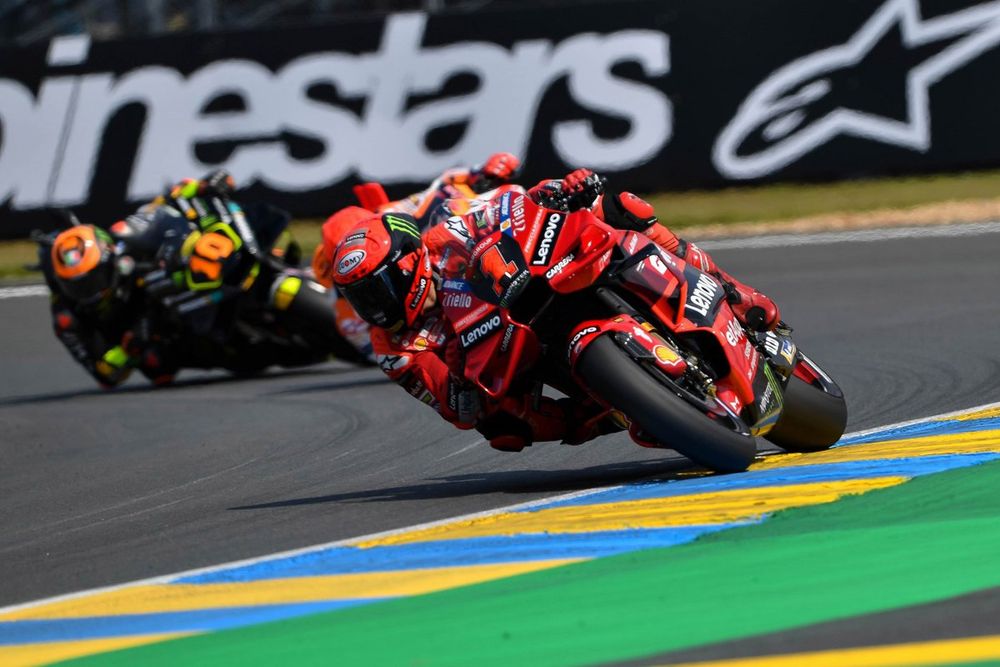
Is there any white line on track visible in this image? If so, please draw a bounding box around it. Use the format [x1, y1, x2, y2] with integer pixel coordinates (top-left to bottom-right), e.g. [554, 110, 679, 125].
[0, 284, 48, 300]
[1, 221, 997, 301]
[699, 220, 1000, 251]
[3, 399, 999, 617]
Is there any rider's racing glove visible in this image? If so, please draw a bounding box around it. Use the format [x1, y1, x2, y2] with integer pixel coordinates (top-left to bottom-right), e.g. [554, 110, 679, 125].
[471, 152, 521, 192]
[560, 168, 605, 211]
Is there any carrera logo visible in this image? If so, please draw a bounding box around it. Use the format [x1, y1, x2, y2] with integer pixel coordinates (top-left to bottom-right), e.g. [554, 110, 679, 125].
[714, 0, 1000, 179]
[530, 212, 565, 266]
[545, 253, 574, 279]
[500, 323, 516, 353]
[337, 249, 366, 275]
[459, 311, 502, 349]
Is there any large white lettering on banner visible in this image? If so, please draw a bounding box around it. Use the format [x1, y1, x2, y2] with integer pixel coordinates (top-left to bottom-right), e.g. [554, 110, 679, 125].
[0, 13, 671, 211]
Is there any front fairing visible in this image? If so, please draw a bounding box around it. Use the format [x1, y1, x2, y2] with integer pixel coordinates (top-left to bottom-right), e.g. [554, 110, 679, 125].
[440, 277, 539, 398]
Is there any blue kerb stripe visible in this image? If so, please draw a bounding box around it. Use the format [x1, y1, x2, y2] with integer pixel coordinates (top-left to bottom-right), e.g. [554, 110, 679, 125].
[175, 454, 998, 584]
[175, 524, 747, 584]
[838, 417, 1000, 446]
[530, 453, 1000, 510]
[0, 600, 377, 645]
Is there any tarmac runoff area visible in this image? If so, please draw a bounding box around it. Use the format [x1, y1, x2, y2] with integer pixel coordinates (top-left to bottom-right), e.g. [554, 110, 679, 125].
[2, 403, 1000, 666]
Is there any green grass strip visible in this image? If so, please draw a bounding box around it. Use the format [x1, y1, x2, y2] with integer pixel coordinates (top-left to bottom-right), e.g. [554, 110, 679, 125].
[64, 459, 1000, 667]
[8, 169, 1000, 280]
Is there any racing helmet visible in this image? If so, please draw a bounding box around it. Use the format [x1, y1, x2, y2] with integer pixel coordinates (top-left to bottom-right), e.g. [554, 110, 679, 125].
[332, 212, 433, 331]
[50, 225, 117, 304]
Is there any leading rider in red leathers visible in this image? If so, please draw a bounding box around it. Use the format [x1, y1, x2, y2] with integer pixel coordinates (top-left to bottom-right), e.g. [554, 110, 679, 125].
[328, 167, 780, 451]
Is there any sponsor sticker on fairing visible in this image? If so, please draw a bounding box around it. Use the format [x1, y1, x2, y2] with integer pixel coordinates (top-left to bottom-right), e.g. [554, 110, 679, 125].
[763, 332, 781, 357]
[653, 344, 679, 365]
[725, 316, 743, 346]
[530, 212, 565, 266]
[686, 271, 719, 318]
[459, 310, 502, 349]
[442, 278, 471, 292]
[545, 253, 574, 279]
[499, 268, 529, 308]
[443, 291, 472, 308]
[780, 338, 797, 364]
[500, 323, 516, 353]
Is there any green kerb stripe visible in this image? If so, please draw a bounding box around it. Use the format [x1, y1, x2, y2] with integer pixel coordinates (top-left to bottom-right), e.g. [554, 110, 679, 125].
[60, 460, 1000, 667]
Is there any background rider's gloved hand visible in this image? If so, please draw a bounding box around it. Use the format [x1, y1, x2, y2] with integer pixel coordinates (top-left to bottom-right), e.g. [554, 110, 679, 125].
[471, 152, 521, 192]
[163, 170, 236, 222]
[93, 345, 135, 388]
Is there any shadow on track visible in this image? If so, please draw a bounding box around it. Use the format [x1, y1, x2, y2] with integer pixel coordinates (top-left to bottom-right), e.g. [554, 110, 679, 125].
[263, 373, 392, 396]
[229, 457, 705, 511]
[0, 366, 354, 408]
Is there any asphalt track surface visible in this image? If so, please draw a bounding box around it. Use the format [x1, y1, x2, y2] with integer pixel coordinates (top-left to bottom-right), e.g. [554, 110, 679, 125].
[2, 226, 1000, 616]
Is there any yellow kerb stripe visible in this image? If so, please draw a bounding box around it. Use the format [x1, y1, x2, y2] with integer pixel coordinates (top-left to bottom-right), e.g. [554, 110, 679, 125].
[0, 632, 192, 667]
[753, 430, 1000, 471]
[950, 406, 1000, 421]
[357, 477, 905, 547]
[661, 633, 1000, 667]
[1, 560, 576, 621]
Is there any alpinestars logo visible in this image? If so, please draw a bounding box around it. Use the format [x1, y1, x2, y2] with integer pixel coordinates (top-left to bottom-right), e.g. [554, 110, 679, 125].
[714, 0, 1000, 179]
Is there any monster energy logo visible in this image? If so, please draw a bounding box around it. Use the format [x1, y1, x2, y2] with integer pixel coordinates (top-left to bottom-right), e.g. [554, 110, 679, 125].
[385, 214, 420, 238]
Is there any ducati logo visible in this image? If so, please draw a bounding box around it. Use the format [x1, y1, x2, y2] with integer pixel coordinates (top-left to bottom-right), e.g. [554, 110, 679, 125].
[714, 0, 1000, 179]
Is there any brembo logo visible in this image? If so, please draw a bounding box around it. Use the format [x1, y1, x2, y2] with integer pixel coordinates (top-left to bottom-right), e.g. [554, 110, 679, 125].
[460, 311, 502, 349]
[0, 14, 671, 211]
[714, 0, 1000, 179]
[531, 212, 565, 266]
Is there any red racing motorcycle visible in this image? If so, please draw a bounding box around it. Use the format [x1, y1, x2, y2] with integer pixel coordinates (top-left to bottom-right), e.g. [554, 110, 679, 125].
[441, 190, 847, 473]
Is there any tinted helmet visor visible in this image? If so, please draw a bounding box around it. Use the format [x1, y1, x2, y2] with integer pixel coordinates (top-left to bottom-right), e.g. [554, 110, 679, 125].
[339, 265, 406, 330]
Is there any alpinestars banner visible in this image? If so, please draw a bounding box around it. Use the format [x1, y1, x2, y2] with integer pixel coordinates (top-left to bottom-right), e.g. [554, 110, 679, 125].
[0, 0, 997, 236]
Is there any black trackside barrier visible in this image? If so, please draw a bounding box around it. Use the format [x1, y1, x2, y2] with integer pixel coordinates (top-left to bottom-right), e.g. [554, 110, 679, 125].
[1, 0, 998, 238]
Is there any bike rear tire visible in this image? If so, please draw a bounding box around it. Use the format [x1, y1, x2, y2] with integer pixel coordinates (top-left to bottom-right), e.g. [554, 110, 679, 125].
[285, 280, 371, 364]
[577, 335, 757, 473]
